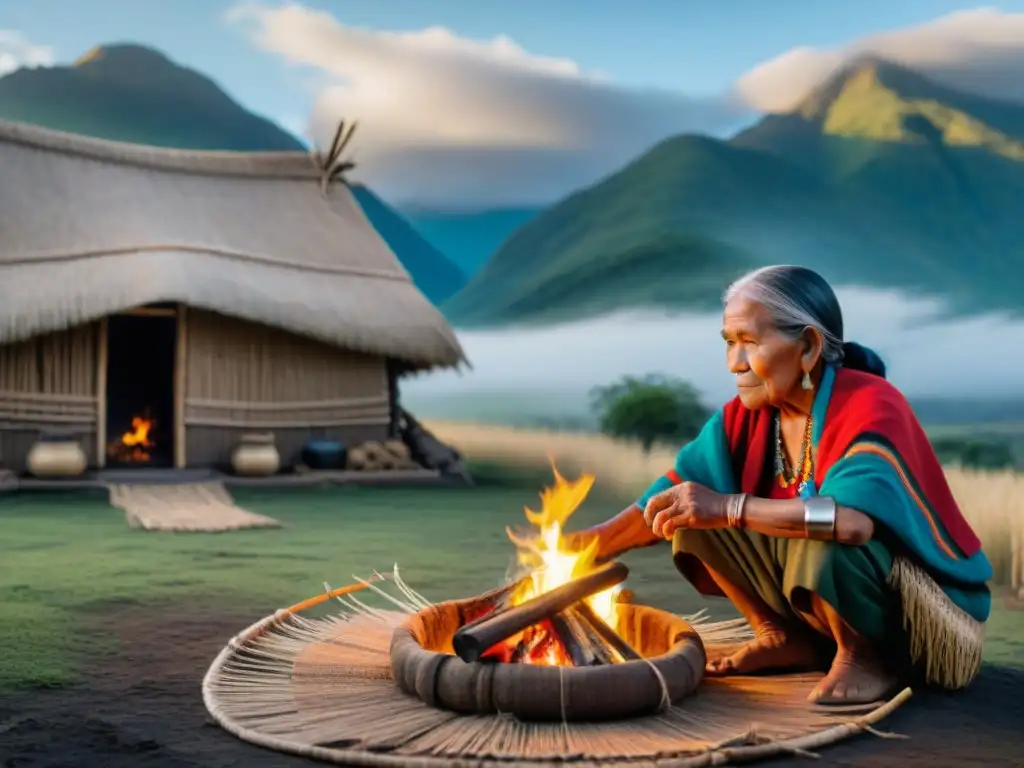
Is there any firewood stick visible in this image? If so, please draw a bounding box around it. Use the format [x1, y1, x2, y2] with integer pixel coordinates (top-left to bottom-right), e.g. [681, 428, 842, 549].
[550, 610, 597, 667]
[564, 604, 617, 665]
[574, 600, 642, 662]
[460, 587, 515, 633]
[452, 561, 629, 663]
[459, 575, 532, 634]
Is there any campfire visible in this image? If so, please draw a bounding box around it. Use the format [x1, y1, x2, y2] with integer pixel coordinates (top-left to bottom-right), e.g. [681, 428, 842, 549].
[453, 465, 639, 668]
[107, 414, 156, 463]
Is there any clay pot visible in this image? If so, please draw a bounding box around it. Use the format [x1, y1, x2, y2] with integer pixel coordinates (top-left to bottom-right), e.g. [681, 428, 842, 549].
[27, 430, 88, 478]
[301, 439, 346, 471]
[231, 433, 281, 477]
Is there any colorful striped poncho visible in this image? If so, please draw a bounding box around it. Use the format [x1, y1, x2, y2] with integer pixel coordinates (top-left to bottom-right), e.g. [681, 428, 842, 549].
[634, 364, 992, 622]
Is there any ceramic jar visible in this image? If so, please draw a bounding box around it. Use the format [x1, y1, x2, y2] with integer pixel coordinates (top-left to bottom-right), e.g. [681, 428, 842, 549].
[231, 433, 280, 477]
[27, 430, 88, 478]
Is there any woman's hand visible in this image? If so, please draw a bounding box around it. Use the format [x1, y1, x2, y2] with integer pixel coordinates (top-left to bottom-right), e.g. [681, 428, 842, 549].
[643, 482, 730, 539]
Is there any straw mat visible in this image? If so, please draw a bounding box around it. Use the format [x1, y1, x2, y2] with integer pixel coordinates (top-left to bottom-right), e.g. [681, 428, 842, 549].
[203, 570, 912, 766]
[108, 481, 281, 532]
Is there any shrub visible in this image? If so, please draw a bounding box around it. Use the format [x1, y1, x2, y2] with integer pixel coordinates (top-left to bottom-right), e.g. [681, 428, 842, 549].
[589, 374, 710, 454]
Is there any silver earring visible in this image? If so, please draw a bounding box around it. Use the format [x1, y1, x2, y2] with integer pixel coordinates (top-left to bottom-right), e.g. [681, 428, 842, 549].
[801, 371, 813, 391]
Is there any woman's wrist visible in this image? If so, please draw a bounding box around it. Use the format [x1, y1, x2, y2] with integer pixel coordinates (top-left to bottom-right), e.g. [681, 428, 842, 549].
[725, 493, 748, 528]
[589, 504, 662, 559]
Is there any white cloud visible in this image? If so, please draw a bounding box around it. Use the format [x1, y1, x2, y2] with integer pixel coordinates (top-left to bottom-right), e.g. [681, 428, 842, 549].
[735, 8, 1024, 113]
[0, 30, 54, 76]
[403, 287, 1024, 417]
[226, 2, 747, 207]
[229, 5, 1024, 206]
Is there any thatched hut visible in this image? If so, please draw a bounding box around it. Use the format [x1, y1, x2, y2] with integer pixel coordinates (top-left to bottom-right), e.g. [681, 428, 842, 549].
[0, 119, 466, 473]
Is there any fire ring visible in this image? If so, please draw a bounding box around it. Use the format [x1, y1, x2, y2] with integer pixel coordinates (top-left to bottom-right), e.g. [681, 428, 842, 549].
[389, 586, 707, 722]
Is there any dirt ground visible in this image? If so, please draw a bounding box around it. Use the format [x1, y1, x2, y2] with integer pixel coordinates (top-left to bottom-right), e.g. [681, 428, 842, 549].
[0, 604, 1022, 768]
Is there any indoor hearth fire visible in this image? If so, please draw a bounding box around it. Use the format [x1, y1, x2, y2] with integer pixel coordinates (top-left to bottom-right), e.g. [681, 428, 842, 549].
[107, 414, 156, 464]
[452, 466, 640, 668]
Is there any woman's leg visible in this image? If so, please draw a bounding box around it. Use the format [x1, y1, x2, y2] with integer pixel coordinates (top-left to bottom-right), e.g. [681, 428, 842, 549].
[675, 528, 905, 698]
[806, 593, 898, 704]
[783, 537, 901, 704]
[701, 563, 822, 674]
[674, 529, 821, 675]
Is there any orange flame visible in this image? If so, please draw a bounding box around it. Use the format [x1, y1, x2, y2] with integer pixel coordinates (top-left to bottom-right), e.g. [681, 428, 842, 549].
[500, 461, 621, 665]
[108, 415, 155, 463]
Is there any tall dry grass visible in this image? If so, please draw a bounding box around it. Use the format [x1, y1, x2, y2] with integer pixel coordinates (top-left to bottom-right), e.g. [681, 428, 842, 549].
[427, 420, 1024, 591]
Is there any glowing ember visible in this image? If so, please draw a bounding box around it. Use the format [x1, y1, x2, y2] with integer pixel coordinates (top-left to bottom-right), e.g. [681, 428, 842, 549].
[499, 463, 622, 666]
[108, 415, 156, 463]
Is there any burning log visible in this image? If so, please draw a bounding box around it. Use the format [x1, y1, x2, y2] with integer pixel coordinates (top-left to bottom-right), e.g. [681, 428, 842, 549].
[574, 600, 642, 662]
[452, 561, 629, 663]
[459, 578, 527, 635]
[549, 606, 623, 666]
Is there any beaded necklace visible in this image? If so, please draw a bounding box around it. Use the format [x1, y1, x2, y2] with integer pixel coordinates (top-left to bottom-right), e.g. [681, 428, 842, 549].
[774, 411, 814, 490]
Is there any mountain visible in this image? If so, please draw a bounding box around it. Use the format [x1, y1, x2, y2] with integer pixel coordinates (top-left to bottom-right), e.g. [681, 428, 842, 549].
[352, 187, 468, 304]
[0, 43, 466, 305]
[0, 43, 305, 151]
[445, 58, 1024, 327]
[398, 206, 542, 277]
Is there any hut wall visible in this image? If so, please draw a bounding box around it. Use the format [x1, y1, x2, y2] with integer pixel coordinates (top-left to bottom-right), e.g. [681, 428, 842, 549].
[0, 324, 99, 470]
[183, 310, 390, 467]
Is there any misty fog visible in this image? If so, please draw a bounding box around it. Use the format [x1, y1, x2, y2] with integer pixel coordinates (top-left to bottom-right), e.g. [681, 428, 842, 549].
[404, 286, 1024, 420]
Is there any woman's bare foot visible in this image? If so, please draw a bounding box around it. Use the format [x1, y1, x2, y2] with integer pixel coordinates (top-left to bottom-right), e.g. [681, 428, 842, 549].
[808, 649, 897, 705]
[706, 623, 820, 675]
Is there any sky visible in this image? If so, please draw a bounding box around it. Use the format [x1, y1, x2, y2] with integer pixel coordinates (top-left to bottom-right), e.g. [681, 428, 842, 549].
[4, 1, 1024, 206]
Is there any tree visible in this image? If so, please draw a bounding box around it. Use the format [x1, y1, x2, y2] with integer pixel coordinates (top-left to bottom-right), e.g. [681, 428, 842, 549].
[589, 374, 710, 453]
[930, 436, 1017, 470]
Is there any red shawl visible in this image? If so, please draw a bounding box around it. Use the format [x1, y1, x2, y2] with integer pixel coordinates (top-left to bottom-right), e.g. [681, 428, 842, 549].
[721, 367, 982, 557]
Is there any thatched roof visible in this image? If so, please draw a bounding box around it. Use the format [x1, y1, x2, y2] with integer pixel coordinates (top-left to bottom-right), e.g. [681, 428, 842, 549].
[0, 119, 467, 370]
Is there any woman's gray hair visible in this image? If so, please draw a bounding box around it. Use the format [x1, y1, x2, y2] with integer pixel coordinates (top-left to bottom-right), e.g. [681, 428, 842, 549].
[723, 265, 845, 363]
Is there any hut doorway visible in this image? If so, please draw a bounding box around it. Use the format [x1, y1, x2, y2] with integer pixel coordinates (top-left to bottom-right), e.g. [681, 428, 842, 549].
[104, 307, 177, 468]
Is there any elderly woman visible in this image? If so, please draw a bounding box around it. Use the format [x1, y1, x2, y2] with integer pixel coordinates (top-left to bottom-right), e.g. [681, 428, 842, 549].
[571, 265, 992, 706]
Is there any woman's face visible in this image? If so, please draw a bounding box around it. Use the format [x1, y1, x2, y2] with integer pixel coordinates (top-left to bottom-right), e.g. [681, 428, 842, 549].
[721, 296, 814, 410]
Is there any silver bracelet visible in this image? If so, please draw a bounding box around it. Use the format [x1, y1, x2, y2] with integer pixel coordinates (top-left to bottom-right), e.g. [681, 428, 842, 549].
[727, 493, 748, 528]
[803, 496, 837, 541]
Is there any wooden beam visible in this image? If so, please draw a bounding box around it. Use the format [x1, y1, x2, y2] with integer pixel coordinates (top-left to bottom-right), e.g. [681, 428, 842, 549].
[386, 359, 399, 438]
[114, 307, 178, 318]
[182, 414, 389, 429]
[174, 305, 188, 469]
[184, 394, 389, 411]
[96, 318, 108, 468]
[0, 390, 96, 404]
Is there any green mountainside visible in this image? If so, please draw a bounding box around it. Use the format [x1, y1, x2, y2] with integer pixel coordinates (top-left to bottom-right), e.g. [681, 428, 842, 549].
[0, 43, 466, 306]
[0, 43, 305, 151]
[445, 58, 1024, 327]
[351, 187, 468, 304]
[399, 206, 541, 276]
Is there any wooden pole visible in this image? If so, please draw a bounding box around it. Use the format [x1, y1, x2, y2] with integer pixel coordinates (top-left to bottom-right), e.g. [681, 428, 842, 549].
[95, 318, 108, 468]
[549, 609, 601, 666]
[452, 561, 629, 663]
[174, 305, 188, 469]
[574, 600, 642, 661]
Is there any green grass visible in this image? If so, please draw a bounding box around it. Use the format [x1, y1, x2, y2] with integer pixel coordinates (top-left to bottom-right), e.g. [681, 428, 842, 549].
[0, 471, 654, 691]
[1, 465, 1021, 691]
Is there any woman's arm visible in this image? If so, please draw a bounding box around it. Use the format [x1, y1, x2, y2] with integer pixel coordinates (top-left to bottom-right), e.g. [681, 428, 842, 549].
[740, 495, 875, 545]
[572, 504, 663, 561]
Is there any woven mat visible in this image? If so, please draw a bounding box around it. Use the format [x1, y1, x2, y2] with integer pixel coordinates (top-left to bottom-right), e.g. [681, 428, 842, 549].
[108, 481, 281, 532]
[204, 595, 910, 767]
